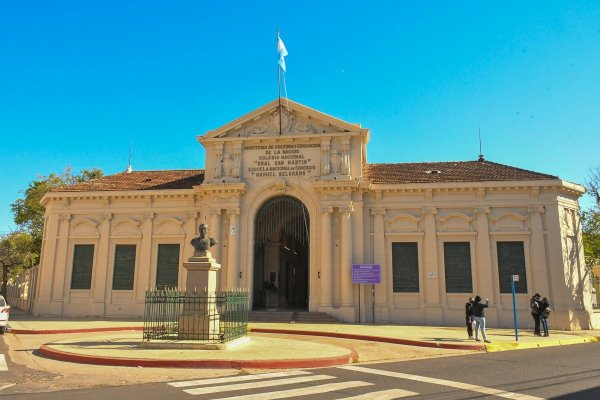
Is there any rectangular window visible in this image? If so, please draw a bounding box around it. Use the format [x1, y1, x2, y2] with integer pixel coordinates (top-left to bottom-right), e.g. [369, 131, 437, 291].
[497, 241, 527, 293]
[156, 244, 180, 289]
[112, 244, 136, 290]
[71, 244, 94, 290]
[392, 242, 420, 292]
[444, 242, 473, 293]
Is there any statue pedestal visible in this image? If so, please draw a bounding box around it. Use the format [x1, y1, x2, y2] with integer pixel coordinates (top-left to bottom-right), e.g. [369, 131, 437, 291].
[180, 252, 221, 340]
[183, 252, 221, 293]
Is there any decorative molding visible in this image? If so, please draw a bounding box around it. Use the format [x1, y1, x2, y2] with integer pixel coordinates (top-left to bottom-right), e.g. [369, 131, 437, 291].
[112, 217, 141, 228]
[59, 213, 72, 221]
[491, 211, 526, 223]
[528, 205, 546, 215]
[438, 212, 474, 223]
[320, 206, 333, 214]
[155, 216, 184, 227]
[209, 208, 222, 216]
[386, 213, 420, 225]
[370, 208, 387, 217]
[421, 207, 438, 216]
[474, 206, 491, 215]
[227, 208, 240, 216]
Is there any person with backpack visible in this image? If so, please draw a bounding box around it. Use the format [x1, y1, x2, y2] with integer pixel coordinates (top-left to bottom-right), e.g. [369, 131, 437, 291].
[539, 297, 551, 337]
[530, 293, 542, 336]
[465, 297, 474, 339]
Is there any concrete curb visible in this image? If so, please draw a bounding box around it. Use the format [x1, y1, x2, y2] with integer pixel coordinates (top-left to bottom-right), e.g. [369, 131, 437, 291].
[38, 344, 358, 369]
[484, 335, 600, 352]
[249, 327, 486, 351]
[10, 326, 143, 335]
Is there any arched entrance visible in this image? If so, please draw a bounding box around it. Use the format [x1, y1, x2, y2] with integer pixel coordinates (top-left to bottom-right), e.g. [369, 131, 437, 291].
[253, 196, 310, 310]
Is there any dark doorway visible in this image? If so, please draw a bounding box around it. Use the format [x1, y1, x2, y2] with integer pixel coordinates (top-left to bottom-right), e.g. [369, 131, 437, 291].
[253, 196, 309, 310]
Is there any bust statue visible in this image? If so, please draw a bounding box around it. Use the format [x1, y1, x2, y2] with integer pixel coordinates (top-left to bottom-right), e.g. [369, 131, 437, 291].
[190, 223, 217, 256]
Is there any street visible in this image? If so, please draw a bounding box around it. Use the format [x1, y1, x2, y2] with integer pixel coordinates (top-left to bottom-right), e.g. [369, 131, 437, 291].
[1, 341, 599, 399]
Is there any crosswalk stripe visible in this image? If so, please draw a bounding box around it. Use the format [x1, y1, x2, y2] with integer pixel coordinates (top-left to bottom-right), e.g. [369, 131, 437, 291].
[169, 371, 311, 388]
[184, 374, 336, 396]
[0, 355, 7, 372]
[337, 388, 419, 399]
[208, 381, 373, 400]
[340, 365, 544, 400]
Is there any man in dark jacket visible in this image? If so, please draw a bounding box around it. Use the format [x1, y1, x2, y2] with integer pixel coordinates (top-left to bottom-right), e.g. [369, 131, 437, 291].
[465, 297, 474, 339]
[530, 293, 542, 336]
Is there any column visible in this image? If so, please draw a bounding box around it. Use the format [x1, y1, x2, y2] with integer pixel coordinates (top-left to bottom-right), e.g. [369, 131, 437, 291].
[340, 205, 354, 306]
[529, 206, 550, 298]
[320, 207, 333, 307]
[226, 208, 240, 289]
[422, 207, 441, 322]
[371, 208, 387, 320]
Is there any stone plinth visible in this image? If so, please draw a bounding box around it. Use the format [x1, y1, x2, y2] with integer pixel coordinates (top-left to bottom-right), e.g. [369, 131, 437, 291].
[183, 251, 221, 293]
[180, 252, 222, 341]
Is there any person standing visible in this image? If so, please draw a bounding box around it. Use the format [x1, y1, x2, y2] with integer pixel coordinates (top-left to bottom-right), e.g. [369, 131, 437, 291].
[530, 293, 542, 336]
[465, 297, 474, 339]
[540, 297, 551, 337]
[471, 295, 491, 343]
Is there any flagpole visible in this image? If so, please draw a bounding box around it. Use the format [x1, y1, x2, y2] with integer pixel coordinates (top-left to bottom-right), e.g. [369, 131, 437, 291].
[277, 30, 282, 135]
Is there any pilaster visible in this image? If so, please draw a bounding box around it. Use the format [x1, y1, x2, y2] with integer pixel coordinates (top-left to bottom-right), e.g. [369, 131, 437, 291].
[225, 208, 240, 289]
[371, 208, 387, 322]
[320, 206, 333, 308]
[422, 207, 441, 322]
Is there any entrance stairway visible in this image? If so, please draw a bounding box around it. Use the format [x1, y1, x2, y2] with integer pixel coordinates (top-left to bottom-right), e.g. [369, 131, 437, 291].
[248, 310, 339, 324]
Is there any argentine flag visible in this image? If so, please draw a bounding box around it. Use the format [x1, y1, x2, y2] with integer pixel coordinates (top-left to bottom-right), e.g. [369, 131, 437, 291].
[277, 36, 288, 72]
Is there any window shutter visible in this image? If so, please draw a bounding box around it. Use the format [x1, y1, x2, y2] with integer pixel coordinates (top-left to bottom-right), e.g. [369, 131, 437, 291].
[71, 244, 94, 290]
[112, 245, 136, 290]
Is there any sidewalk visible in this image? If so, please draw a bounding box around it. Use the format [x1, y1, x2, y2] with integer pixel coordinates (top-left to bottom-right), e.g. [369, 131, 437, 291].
[5, 309, 600, 369]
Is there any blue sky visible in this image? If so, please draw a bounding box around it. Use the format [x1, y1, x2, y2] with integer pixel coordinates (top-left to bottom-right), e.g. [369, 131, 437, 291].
[1, 1, 599, 232]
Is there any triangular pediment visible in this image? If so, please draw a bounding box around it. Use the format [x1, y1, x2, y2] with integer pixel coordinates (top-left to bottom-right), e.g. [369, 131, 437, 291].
[199, 99, 364, 141]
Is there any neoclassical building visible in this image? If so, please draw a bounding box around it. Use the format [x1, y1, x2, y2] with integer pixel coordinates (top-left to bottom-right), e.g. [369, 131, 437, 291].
[34, 99, 594, 330]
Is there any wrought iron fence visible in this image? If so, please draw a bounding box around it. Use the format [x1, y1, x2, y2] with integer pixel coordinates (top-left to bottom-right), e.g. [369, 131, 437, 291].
[143, 288, 248, 343]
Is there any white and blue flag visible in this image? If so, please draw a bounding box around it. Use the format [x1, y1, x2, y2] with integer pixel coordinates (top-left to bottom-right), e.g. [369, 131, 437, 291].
[277, 35, 288, 72]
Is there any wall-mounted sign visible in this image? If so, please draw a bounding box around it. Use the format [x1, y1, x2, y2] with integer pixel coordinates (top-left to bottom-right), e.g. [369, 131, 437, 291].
[512, 275, 519, 282]
[352, 264, 381, 284]
[427, 272, 438, 278]
[230, 225, 238, 236]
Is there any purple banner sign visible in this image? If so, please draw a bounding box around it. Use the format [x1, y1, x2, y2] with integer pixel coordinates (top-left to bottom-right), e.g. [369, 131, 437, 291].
[352, 264, 381, 284]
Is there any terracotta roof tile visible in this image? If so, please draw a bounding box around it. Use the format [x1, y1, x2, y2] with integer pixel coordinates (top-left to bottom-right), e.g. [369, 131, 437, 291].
[55, 161, 557, 193]
[363, 160, 557, 184]
[56, 170, 204, 192]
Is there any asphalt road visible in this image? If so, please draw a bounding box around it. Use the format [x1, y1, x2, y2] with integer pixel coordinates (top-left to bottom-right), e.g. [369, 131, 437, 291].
[1, 341, 600, 399]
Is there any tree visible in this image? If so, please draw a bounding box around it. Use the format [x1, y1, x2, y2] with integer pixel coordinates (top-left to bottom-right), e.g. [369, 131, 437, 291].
[0, 232, 36, 296]
[10, 167, 103, 267]
[582, 210, 600, 269]
[586, 167, 600, 208]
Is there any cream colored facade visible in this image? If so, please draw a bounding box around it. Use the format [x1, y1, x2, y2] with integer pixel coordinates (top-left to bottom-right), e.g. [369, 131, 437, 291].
[34, 99, 595, 330]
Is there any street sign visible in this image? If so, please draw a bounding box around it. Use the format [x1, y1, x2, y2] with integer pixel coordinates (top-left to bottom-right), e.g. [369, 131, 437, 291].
[352, 264, 381, 284]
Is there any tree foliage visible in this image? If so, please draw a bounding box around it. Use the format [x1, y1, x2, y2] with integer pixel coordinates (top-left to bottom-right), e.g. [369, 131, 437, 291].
[586, 167, 600, 208]
[582, 210, 600, 269]
[9, 167, 103, 268]
[0, 232, 36, 296]
[582, 167, 600, 270]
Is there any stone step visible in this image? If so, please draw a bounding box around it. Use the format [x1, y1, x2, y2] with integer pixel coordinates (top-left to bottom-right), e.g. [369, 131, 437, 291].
[248, 311, 339, 324]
